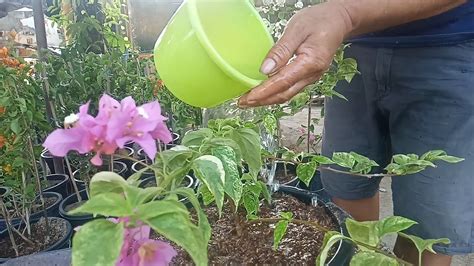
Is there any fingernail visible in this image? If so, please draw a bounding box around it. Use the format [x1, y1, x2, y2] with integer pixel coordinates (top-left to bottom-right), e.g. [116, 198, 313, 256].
[260, 58, 276, 75]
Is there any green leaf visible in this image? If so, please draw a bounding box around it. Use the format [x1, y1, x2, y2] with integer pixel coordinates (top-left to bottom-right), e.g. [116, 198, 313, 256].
[346, 216, 417, 248]
[212, 146, 243, 208]
[69, 192, 132, 217]
[138, 198, 210, 266]
[273, 220, 290, 250]
[420, 150, 446, 161]
[438, 155, 464, 164]
[296, 161, 317, 186]
[263, 113, 277, 136]
[243, 192, 259, 217]
[350, 251, 398, 266]
[229, 128, 262, 173]
[89, 171, 127, 197]
[280, 211, 293, 220]
[198, 185, 215, 205]
[399, 233, 450, 254]
[259, 181, 271, 204]
[182, 128, 213, 146]
[349, 152, 379, 174]
[193, 155, 226, 215]
[316, 231, 348, 266]
[345, 218, 380, 247]
[10, 118, 21, 134]
[72, 219, 124, 266]
[377, 216, 417, 237]
[332, 152, 355, 169]
[312, 155, 334, 165]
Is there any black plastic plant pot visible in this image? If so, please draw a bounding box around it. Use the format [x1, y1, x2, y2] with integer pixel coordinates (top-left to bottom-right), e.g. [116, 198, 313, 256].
[0, 217, 73, 263]
[266, 161, 299, 187]
[131, 160, 154, 180]
[0, 192, 63, 233]
[59, 189, 93, 229]
[43, 174, 70, 198]
[277, 186, 354, 265]
[40, 150, 77, 177]
[72, 161, 128, 191]
[40, 149, 55, 174]
[113, 147, 135, 177]
[138, 175, 194, 190]
[171, 132, 180, 144]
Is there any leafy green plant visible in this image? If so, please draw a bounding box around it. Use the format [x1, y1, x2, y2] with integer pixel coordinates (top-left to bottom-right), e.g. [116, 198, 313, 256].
[260, 150, 463, 265]
[0, 47, 51, 256]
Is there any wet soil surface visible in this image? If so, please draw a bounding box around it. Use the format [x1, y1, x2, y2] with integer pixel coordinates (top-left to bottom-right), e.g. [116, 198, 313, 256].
[152, 193, 337, 265]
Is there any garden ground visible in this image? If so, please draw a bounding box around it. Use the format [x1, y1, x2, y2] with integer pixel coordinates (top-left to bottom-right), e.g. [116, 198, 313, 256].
[280, 106, 474, 266]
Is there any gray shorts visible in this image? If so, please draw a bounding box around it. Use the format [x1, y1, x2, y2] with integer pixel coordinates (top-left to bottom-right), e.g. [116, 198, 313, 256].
[321, 41, 474, 255]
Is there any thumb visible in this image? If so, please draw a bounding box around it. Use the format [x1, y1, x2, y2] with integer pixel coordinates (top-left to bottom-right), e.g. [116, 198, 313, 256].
[261, 24, 307, 75]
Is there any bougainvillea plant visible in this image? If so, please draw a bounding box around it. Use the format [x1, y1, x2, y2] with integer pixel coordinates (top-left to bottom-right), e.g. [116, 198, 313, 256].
[43, 94, 172, 166]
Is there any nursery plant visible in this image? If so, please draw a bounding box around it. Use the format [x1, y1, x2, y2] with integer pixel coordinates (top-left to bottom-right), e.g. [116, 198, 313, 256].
[0, 47, 66, 258]
[50, 101, 464, 265]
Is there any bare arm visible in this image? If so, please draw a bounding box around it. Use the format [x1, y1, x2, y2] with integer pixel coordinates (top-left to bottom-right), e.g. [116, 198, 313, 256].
[238, 0, 466, 107]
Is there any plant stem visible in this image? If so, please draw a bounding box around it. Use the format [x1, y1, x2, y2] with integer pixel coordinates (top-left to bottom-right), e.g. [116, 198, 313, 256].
[65, 156, 82, 202]
[318, 167, 392, 179]
[0, 197, 19, 257]
[113, 154, 149, 168]
[307, 93, 312, 153]
[27, 136, 50, 233]
[264, 156, 394, 179]
[253, 217, 412, 265]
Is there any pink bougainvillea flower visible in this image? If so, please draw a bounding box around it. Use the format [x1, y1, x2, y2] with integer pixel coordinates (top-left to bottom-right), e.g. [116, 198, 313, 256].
[111, 218, 177, 266]
[43, 94, 171, 166]
[43, 102, 96, 156]
[133, 239, 177, 266]
[106, 97, 171, 161]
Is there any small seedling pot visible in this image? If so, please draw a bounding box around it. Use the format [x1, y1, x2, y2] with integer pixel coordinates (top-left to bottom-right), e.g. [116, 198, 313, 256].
[43, 174, 70, 198]
[0, 192, 63, 232]
[59, 190, 93, 229]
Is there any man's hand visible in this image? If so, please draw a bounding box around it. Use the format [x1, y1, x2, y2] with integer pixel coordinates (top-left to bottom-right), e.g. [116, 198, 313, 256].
[238, 0, 466, 108]
[238, 2, 351, 107]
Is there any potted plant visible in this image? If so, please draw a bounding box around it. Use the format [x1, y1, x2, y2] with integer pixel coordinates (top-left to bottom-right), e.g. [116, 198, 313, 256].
[0, 48, 74, 261]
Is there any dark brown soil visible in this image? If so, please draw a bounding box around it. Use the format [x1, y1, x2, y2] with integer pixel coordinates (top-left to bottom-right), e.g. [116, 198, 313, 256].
[152, 193, 337, 265]
[143, 177, 191, 188]
[0, 217, 67, 258]
[64, 200, 86, 213]
[31, 197, 56, 213]
[274, 166, 297, 184]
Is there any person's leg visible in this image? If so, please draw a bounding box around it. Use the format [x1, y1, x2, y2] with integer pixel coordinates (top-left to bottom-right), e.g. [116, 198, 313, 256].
[383, 41, 474, 265]
[322, 45, 392, 221]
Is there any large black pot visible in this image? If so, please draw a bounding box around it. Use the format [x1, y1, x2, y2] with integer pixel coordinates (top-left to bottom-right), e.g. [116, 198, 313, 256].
[277, 186, 354, 265]
[39, 150, 76, 176]
[113, 147, 135, 177]
[0, 192, 63, 232]
[131, 160, 154, 179]
[72, 161, 128, 191]
[0, 217, 72, 264]
[43, 174, 70, 198]
[59, 190, 93, 229]
[266, 161, 299, 187]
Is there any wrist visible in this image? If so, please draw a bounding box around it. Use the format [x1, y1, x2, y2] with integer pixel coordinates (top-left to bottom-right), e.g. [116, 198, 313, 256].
[326, 1, 359, 39]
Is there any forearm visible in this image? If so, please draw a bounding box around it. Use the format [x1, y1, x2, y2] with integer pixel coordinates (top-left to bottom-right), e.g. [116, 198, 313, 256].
[328, 0, 467, 38]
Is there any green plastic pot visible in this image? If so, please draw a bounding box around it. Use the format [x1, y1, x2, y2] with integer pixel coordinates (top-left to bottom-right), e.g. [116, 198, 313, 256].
[154, 0, 274, 107]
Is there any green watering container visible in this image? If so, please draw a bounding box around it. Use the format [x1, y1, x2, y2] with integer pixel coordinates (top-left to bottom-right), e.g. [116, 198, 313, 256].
[154, 0, 274, 108]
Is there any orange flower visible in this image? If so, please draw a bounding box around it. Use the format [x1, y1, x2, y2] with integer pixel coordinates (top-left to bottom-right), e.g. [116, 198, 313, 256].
[0, 47, 7, 58]
[2, 164, 12, 175]
[0, 135, 5, 148]
[0, 106, 5, 115]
